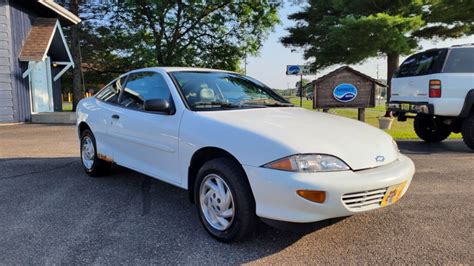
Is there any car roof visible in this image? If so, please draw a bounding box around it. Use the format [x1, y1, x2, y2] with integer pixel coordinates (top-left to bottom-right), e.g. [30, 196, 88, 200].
[408, 45, 473, 57]
[130, 67, 239, 74]
[425, 44, 474, 51]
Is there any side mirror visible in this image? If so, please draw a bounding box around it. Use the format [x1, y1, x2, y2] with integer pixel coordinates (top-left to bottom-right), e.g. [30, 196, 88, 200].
[144, 99, 174, 114]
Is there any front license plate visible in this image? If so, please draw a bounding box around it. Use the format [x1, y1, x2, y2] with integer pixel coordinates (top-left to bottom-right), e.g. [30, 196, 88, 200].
[381, 181, 407, 207]
[400, 103, 411, 111]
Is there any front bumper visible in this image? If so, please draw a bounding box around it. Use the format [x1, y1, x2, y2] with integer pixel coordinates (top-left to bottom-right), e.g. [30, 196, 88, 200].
[243, 154, 415, 223]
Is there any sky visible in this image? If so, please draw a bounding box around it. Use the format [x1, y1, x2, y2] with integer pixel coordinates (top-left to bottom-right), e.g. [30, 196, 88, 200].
[245, 4, 474, 90]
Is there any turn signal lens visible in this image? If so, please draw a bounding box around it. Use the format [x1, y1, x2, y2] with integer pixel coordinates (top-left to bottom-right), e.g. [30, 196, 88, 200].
[263, 157, 294, 171]
[296, 190, 326, 203]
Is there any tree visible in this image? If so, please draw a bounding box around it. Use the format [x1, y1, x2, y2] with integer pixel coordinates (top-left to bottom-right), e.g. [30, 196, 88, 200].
[79, 0, 279, 77]
[69, 0, 83, 111]
[415, 0, 474, 39]
[281, 0, 473, 115]
[281, 1, 424, 101]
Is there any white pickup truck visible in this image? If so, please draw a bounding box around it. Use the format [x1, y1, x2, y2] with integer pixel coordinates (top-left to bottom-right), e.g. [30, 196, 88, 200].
[388, 44, 474, 150]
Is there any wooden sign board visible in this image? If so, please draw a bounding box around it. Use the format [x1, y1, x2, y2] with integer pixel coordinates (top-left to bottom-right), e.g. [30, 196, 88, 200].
[312, 66, 385, 109]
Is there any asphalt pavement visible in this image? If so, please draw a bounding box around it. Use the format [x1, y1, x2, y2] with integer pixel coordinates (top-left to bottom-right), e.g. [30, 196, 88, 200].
[0, 124, 472, 264]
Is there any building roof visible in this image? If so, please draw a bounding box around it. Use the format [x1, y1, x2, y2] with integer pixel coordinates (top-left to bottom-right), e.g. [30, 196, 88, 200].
[19, 18, 57, 62]
[312, 66, 387, 87]
[38, 0, 81, 25]
[19, 18, 73, 63]
[14, 0, 81, 26]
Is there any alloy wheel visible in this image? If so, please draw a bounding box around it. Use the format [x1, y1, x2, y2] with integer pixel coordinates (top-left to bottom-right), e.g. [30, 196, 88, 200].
[199, 173, 235, 231]
[81, 136, 95, 170]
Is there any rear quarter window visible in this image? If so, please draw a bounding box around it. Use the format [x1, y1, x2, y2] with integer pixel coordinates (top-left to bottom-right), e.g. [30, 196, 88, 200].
[394, 49, 447, 78]
[443, 48, 474, 73]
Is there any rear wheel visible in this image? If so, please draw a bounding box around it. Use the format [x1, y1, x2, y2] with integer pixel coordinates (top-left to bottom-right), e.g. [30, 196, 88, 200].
[461, 115, 474, 150]
[194, 158, 257, 242]
[414, 114, 451, 143]
[80, 129, 111, 177]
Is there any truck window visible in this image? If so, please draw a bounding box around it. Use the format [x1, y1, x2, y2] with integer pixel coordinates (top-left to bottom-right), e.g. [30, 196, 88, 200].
[443, 48, 474, 73]
[394, 49, 447, 78]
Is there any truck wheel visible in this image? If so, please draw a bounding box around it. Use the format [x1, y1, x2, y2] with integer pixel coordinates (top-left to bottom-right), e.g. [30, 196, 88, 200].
[194, 158, 257, 242]
[80, 129, 111, 177]
[461, 115, 474, 150]
[414, 114, 451, 143]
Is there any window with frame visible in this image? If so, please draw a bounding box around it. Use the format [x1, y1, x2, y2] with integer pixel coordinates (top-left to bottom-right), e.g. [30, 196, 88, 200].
[95, 76, 126, 103]
[119, 72, 172, 110]
[443, 48, 474, 73]
[395, 49, 447, 78]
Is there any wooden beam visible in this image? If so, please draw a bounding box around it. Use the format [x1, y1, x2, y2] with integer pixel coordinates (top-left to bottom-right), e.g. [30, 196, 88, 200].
[358, 108, 366, 122]
[53, 63, 72, 82]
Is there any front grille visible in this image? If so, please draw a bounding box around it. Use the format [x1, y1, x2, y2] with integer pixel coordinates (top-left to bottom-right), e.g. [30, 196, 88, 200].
[342, 187, 388, 211]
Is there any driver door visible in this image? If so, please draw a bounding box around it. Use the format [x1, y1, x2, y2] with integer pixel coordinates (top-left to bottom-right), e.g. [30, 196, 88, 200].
[108, 71, 182, 185]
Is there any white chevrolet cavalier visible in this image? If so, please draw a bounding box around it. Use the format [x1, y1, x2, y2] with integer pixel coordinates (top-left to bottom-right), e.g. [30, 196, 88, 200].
[77, 67, 415, 242]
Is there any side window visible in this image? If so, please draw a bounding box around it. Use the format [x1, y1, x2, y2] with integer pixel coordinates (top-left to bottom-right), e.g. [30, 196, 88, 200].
[95, 76, 126, 103]
[119, 72, 172, 110]
[395, 49, 447, 77]
[443, 48, 474, 73]
[396, 55, 419, 77]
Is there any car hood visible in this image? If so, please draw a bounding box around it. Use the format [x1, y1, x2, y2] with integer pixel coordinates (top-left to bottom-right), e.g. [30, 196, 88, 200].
[196, 107, 399, 170]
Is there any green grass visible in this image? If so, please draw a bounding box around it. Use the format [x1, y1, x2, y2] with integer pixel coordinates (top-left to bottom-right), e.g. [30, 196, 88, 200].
[62, 102, 73, 112]
[289, 97, 462, 140]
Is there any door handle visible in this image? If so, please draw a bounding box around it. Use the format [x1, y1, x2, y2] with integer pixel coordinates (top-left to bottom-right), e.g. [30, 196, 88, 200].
[111, 114, 120, 120]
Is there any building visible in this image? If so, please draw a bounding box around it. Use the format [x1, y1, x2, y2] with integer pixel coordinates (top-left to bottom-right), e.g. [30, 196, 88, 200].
[0, 0, 80, 123]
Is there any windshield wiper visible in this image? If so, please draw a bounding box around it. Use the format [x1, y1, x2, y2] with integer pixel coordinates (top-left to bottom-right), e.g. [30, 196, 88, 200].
[240, 100, 294, 107]
[192, 101, 240, 108]
[261, 102, 294, 107]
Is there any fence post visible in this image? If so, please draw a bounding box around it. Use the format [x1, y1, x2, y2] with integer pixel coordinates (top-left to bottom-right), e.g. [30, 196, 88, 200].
[358, 108, 366, 122]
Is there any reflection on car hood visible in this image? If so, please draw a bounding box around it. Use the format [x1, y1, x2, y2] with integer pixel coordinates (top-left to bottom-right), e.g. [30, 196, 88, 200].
[197, 107, 398, 170]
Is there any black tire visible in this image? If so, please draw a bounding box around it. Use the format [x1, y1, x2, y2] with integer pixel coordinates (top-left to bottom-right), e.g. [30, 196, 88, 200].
[461, 115, 474, 150]
[194, 157, 257, 242]
[414, 114, 451, 143]
[80, 129, 111, 177]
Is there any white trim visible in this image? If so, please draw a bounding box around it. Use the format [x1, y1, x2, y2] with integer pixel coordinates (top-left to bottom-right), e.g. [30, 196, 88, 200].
[46, 57, 54, 112]
[40, 20, 58, 62]
[52, 61, 71, 65]
[22, 64, 34, 78]
[37, 0, 81, 25]
[53, 62, 73, 82]
[28, 62, 34, 114]
[54, 20, 75, 68]
[36, 20, 74, 67]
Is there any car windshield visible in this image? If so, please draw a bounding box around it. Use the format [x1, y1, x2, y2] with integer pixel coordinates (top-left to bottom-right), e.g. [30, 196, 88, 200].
[170, 71, 292, 110]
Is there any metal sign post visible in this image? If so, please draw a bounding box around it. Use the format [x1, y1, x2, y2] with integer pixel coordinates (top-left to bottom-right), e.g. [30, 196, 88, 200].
[299, 73, 303, 107]
[286, 65, 315, 107]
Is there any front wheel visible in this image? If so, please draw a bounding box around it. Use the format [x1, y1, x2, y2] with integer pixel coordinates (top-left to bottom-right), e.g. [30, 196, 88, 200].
[194, 158, 257, 242]
[80, 129, 111, 177]
[414, 114, 451, 143]
[461, 115, 474, 150]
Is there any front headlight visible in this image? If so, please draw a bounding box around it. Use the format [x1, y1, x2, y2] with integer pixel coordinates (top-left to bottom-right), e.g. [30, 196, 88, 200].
[262, 154, 350, 172]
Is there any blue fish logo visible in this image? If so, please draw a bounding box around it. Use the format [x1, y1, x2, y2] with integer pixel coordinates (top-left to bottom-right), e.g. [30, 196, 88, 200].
[287, 65, 301, 74]
[333, 83, 358, 102]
